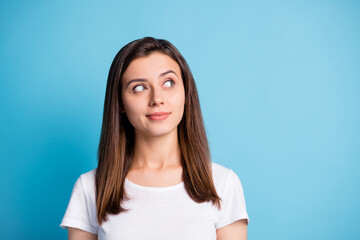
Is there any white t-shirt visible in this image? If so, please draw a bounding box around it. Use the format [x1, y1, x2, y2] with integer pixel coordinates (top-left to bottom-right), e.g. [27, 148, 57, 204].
[60, 162, 249, 240]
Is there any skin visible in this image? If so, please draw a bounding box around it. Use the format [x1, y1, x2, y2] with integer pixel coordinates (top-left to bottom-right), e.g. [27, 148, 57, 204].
[68, 229, 97, 240]
[68, 52, 247, 239]
[216, 219, 248, 240]
[121, 52, 185, 178]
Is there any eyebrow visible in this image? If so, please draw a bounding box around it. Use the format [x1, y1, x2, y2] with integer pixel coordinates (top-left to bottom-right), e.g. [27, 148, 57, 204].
[126, 70, 178, 88]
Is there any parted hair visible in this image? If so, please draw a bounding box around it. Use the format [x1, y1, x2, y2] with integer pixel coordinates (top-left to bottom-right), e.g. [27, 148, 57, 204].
[96, 37, 221, 224]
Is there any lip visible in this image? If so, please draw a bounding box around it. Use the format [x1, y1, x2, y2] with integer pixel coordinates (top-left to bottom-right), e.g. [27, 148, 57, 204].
[146, 112, 170, 121]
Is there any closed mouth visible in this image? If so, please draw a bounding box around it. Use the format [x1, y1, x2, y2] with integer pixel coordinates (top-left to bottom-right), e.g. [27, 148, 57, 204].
[146, 112, 170, 117]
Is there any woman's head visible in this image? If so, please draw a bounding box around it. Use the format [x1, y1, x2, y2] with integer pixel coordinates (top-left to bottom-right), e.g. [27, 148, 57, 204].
[96, 37, 220, 224]
[106, 37, 199, 140]
[121, 52, 185, 138]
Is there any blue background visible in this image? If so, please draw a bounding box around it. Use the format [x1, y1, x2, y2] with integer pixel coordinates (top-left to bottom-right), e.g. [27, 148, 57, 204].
[1, 0, 359, 239]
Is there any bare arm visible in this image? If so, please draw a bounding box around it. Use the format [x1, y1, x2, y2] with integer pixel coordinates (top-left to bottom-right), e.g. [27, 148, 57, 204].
[68, 227, 98, 240]
[216, 219, 248, 240]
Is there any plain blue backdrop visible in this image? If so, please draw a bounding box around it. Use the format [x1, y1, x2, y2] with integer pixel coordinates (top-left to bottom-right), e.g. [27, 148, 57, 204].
[1, 0, 359, 239]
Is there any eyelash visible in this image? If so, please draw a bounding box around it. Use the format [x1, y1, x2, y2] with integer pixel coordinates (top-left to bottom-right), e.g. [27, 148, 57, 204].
[132, 79, 175, 93]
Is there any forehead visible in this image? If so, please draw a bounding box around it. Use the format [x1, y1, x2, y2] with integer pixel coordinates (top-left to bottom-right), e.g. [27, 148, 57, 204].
[122, 52, 181, 80]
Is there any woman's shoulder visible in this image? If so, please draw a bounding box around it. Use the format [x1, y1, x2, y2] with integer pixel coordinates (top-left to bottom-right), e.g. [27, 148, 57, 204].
[75, 168, 97, 193]
[78, 168, 96, 182]
[211, 162, 249, 227]
[211, 162, 232, 175]
[76, 164, 239, 193]
[211, 162, 242, 193]
[212, 162, 233, 185]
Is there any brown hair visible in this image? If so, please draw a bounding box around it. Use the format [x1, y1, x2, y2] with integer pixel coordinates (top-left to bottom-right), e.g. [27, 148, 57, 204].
[96, 37, 221, 224]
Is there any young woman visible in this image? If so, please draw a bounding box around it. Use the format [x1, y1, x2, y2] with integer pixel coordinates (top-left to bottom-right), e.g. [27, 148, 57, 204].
[60, 37, 249, 240]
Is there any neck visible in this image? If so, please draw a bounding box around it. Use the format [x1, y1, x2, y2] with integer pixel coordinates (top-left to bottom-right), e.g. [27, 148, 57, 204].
[131, 129, 182, 170]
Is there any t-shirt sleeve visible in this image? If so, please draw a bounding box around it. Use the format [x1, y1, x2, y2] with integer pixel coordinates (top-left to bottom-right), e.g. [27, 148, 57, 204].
[215, 170, 249, 229]
[60, 175, 98, 234]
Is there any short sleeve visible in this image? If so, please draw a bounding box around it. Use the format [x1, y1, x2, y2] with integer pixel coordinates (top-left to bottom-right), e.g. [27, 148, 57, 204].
[215, 170, 249, 229]
[60, 175, 98, 234]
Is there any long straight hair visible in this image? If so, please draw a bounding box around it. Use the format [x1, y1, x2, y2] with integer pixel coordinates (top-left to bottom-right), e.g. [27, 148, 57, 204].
[96, 37, 221, 224]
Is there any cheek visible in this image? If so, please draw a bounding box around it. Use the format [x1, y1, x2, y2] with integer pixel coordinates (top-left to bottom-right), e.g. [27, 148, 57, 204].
[122, 95, 141, 113]
[123, 101, 142, 127]
[171, 91, 185, 113]
[179, 88, 186, 106]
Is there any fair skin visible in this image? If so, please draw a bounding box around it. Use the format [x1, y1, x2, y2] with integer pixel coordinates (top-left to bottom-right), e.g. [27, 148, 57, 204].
[121, 52, 185, 185]
[68, 52, 247, 239]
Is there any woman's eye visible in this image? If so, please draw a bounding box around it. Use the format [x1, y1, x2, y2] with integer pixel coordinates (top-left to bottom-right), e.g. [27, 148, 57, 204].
[163, 80, 175, 88]
[132, 85, 146, 92]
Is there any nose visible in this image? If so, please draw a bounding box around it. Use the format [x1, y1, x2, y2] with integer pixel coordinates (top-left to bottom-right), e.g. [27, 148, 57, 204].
[149, 88, 164, 107]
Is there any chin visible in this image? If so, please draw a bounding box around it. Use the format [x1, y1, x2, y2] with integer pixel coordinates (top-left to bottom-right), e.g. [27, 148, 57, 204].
[143, 126, 178, 138]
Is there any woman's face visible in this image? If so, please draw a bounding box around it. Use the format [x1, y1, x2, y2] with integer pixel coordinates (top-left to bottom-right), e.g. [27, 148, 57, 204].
[121, 52, 185, 138]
